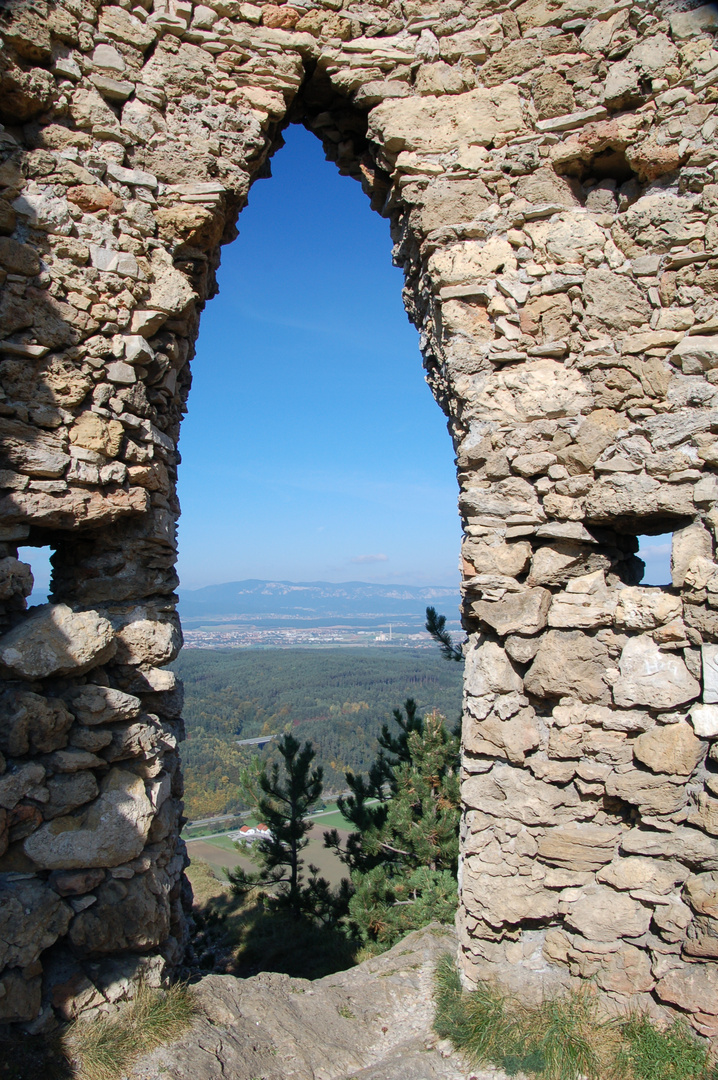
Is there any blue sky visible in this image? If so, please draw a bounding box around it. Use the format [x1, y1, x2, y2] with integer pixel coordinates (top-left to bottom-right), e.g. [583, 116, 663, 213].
[174, 123, 460, 590]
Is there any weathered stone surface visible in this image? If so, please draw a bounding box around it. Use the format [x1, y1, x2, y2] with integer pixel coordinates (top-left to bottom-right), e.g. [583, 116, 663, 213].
[0, 691, 73, 755]
[633, 722, 705, 777]
[472, 588, 551, 637]
[63, 685, 142, 726]
[368, 86, 525, 155]
[598, 856, 688, 895]
[606, 770, 686, 816]
[23, 767, 154, 869]
[69, 867, 171, 955]
[621, 827, 718, 869]
[0, 878, 71, 969]
[614, 589, 682, 630]
[0, 605, 115, 678]
[537, 826, 620, 872]
[524, 630, 610, 703]
[612, 637, 701, 711]
[564, 883, 652, 943]
[464, 639, 523, 700]
[657, 963, 718, 1018]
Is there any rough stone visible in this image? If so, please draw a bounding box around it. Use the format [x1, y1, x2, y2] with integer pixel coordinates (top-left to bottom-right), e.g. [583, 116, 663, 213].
[633, 722, 705, 777]
[564, 883, 652, 943]
[524, 630, 610, 704]
[612, 637, 701, 711]
[23, 767, 154, 869]
[0, 605, 115, 678]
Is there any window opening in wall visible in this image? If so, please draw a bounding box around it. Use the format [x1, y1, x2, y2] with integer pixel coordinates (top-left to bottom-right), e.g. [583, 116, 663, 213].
[17, 545, 53, 606]
[637, 534, 673, 587]
[175, 122, 461, 628]
[173, 123, 464, 842]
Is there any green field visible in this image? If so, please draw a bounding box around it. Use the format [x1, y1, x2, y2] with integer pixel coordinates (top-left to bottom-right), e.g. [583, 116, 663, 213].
[185, 822, 349, 887]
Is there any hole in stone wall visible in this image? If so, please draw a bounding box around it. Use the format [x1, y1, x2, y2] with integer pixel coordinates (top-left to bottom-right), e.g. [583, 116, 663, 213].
[17, 544, 53, 606]
[555, 146, 642, 210]
[176, 121, 460, 628]
[637, 533, 673, 587]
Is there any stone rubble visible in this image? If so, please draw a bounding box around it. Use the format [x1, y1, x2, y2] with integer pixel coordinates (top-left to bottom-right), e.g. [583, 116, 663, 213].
[0, 0, 717, 1041]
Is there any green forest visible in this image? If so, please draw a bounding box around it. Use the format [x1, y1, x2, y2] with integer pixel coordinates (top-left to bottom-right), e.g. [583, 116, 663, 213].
[173, 648, 464, 821]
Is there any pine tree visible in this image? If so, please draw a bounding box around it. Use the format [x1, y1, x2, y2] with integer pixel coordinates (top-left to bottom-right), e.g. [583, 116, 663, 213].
[325, 701, 460, 949]
[228, 733, 340, 920]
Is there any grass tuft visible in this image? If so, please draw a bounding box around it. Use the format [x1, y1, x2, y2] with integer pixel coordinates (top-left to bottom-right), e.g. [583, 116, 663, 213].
[67, 981, 197, 1080]
[434, 953, 717, 1080]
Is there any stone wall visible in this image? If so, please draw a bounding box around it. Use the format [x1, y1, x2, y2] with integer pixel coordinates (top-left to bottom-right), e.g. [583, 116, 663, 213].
[1, 0, 718, 1037]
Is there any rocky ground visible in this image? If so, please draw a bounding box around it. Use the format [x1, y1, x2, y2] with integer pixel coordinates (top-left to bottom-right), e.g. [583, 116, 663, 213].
[131, 924, 492, 1080]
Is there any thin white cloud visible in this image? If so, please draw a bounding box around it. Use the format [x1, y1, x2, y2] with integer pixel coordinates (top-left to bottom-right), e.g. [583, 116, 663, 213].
[350, 554, 389, 564]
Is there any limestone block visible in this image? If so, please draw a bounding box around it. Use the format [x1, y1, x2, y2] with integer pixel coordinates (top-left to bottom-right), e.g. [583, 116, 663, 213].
[564, 883, 652, 942]
[537, 825, 621, 872]
[0, 605, 115, 679]
[0, 691, 73, 756]
[472, 588, 551, 636]
[415, 179, 491, 233]
[633, 721, 705, 776]
[45, 772, 99, 819]
[463, 540, 531, 577]
[702, 644, 718, 703]
[605, 770, 686, 815]
[148, 250, 198, 316]
[524, 630, 610, 704]
[672, 336, 718, 375]
[69, 412, 124, 458]
[582, 267, 651, 331]
[0, 417, 70, 478]
[64, 685, 142, 726]
[691, 704, 718, 738]
[463, 763, 587, 826]
[367, 85, 525, 155]
[98, 6, 157, 49]
[684, 873, 718, 918]
[612, 636, 700, 710]
[670, 5, 718, 38]
[528, 542, 609, 586]
[614, 588, 682, 630]
[653, 899, 693, 942]
[0, 762, 46, 809]
[621, 826, 718, 869]
[684, 916, 718, 958]
[540, 215, 605, 266]
[594, 943, 655, 995]
[548, 590, 616, 629]
[672, 524, 713, 587]
[598, 856, 688, 895]
[112, 610, 181, 666]
[0, 877, 71, 969]
[429, 238, 517, 287]
[464, 709, 540, 764]
[464, 639, 522, 699]
[23, 767, 154, 869]
[69, 868, 171, 956]
[462, 861, 559, 927]
[584, 475, 695, 525]
[0, 969, 41, 1023]
[657, 962, 718, 1019]
[688, 793, 718, 837]
[463, 360, 593, 425]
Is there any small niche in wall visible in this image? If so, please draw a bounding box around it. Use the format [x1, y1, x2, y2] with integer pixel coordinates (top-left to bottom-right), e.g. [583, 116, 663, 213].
[637, 534, 673, 587]
[17, 545, 53, 606]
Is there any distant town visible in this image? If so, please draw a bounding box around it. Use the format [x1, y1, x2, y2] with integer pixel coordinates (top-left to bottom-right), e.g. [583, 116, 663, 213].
[182, 625, 441, 650]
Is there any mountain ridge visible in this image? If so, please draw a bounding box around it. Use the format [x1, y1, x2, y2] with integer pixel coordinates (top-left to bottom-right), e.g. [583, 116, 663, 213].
[178, 578, 460, 621]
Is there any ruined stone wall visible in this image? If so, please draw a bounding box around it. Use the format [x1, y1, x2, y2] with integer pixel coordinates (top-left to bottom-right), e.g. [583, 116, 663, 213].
[1, 0, 718, 1038]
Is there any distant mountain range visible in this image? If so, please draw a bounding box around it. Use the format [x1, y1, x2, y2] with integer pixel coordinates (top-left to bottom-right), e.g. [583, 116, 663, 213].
[178, 579, 461, 627]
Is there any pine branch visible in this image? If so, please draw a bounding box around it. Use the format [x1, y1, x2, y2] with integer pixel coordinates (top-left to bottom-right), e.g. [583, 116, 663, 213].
[425, 606, 464, 662]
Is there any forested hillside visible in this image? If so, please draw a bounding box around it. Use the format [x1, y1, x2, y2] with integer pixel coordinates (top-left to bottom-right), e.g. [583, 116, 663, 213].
[173, 648, 464, 820]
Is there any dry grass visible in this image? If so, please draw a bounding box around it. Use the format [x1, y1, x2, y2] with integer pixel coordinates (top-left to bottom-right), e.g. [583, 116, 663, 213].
[67, 982, 197, 1080]
[434, 953, 717, 1080]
